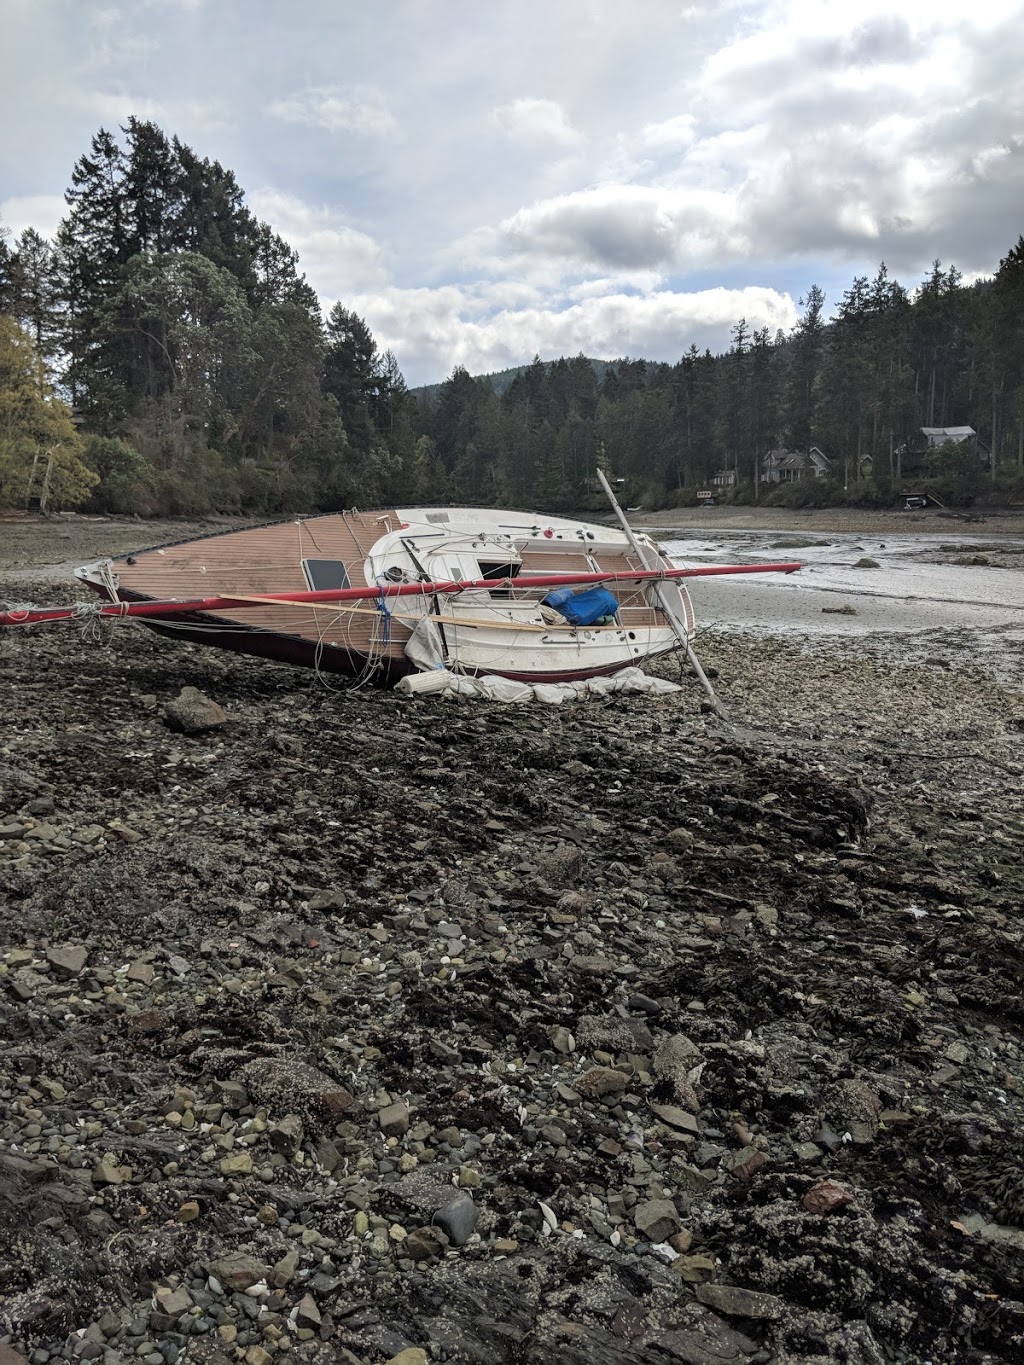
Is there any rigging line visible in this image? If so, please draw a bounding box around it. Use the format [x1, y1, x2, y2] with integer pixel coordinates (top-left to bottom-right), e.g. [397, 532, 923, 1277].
[301, 515, 325, 556]
[340, 508, 372, 562]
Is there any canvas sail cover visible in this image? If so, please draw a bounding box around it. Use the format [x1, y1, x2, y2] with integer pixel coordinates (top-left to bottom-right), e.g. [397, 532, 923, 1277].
[405, 615, 446, 671]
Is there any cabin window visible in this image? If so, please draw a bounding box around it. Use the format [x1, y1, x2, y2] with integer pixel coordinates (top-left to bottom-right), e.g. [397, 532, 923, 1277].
[478, 560, 520, 598]
[302, 559, 350, 592]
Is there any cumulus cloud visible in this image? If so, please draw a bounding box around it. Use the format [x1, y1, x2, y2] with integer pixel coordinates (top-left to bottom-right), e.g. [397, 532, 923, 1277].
[248, 190, 387, 296]
[77, 92, 167, 123]
[491, 185, 743, 272]
[676, 2, 1024, 274]
[0, 195, 67, 241]
[4, 0, 1024, 389]
[267, 86, 398, 138]
[492, 98, 582, 146]
[344, 281, 798, 386]
[637, 114, 697, 154]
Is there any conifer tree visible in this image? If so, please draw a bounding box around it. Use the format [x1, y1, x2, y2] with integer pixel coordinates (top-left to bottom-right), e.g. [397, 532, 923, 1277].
[10, 228, 60, 364]
[784, 285, 826, 454]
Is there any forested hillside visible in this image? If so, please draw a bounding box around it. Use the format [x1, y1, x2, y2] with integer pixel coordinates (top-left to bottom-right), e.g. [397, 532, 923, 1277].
[1, 119, 1023, 515]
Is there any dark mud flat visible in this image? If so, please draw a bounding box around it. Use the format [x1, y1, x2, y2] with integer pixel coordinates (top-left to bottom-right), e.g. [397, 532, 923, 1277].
[3, 559, 1024, 1365]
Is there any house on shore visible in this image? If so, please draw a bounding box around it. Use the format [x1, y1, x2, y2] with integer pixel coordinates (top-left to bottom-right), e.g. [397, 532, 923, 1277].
[760, 447, 833, 483]
[908, 427, 989, 473]
[920, 426, 982, 450]
[709, 468, 738, 489]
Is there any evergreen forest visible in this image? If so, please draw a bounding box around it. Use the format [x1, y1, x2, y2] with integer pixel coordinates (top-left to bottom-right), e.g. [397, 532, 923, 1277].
[2, 119, 1024, 517]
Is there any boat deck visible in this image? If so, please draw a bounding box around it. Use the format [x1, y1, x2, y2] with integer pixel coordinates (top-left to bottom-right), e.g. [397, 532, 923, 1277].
[99, 508, 683, 678]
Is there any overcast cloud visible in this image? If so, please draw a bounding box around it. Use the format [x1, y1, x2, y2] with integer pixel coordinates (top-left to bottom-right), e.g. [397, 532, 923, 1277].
[1, 0, 1022, 385]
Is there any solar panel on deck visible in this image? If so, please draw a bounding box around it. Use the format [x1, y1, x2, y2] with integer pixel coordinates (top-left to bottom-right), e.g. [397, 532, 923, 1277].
[302, 559, 350, 591]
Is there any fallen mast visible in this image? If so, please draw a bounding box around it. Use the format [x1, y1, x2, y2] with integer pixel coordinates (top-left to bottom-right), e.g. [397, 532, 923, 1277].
[0, 561, 800, 629]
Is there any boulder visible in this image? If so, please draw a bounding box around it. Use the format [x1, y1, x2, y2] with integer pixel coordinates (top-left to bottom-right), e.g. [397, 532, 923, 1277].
[164, 687, 229, 734]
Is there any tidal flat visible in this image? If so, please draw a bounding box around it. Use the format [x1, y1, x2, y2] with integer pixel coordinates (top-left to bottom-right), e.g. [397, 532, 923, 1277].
[1, 515, 1023, 1364]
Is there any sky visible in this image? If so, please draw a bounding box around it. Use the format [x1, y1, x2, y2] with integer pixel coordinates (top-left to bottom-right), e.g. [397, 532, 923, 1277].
[1, 0, 1023, 387]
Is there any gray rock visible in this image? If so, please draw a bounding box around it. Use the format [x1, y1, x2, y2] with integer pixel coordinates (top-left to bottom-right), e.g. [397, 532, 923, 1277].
[633, 1198, 680, 1242]
[92, 1159, 124, 1186]
[575, 1066, 631, 1098]
[268, 1114, 304, 1156]
[215, 1080, 249, 1110]
[46, 943, 88, 975]
[653, 1033, 704, 1107]
[575, 1013, 654, 1054]
[538, 845, 584, 886]
[307, 889, 347, 912]
[390, 1170, 457, 1215]
[293, 1294, 320, 1330]
[653, 1033, 703, 1077]
[163, 687, 230, 734]
[696, 1283, 783, 1320]
[207, 1252, 271, 1291]
[269, 1248, 299, 1288]
[433, 1192, 478, 1246]
[649, 1103, 699, 1133]
[404, 1227, 447, 1261]
[378, 1100, 410, 1136]
[655, 1319, 759, 1363]
[240, 1058, 354, 1129]
[569, 955, 617, 976]
[155, 1288, 192, 1317]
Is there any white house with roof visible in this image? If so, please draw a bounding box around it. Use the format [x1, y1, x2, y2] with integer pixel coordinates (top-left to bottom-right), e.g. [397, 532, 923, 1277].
[760, 447, 833, 483]
[921, 426, 978, 448]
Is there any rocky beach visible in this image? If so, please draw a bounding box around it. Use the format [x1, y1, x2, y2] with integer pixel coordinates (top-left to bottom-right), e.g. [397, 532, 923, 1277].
[2, 514, 1024, 1365]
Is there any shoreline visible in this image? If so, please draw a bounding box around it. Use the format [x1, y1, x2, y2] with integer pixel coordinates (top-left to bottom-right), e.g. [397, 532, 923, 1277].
[627, 504, 1024, 536]
[6, 502, 1024, 547]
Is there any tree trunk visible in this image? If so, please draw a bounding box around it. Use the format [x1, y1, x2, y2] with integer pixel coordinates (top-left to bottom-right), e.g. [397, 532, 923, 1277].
[992, 393, 998, 484]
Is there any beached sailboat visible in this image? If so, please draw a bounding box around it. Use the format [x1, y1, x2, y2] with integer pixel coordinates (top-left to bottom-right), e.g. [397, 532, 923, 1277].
[1, 482, 800, 689]
[72, 505, 699, 684]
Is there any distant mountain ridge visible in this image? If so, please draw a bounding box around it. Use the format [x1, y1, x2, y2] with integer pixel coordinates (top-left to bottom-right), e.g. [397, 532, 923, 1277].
[410, 356, 619, 401]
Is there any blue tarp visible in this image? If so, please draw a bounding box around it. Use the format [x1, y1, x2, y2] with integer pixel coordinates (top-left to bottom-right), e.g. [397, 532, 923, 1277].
[542, 585, 620, 626]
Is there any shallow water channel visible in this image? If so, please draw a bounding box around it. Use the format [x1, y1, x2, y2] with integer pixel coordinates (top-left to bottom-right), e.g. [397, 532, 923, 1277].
[656, 526, 1024, 686]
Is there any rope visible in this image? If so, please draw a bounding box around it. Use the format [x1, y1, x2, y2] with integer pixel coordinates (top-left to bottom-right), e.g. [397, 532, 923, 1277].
[374, 575, 393, 647]
[0, 602, 40, 623]
[71, 600, 121, 644]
